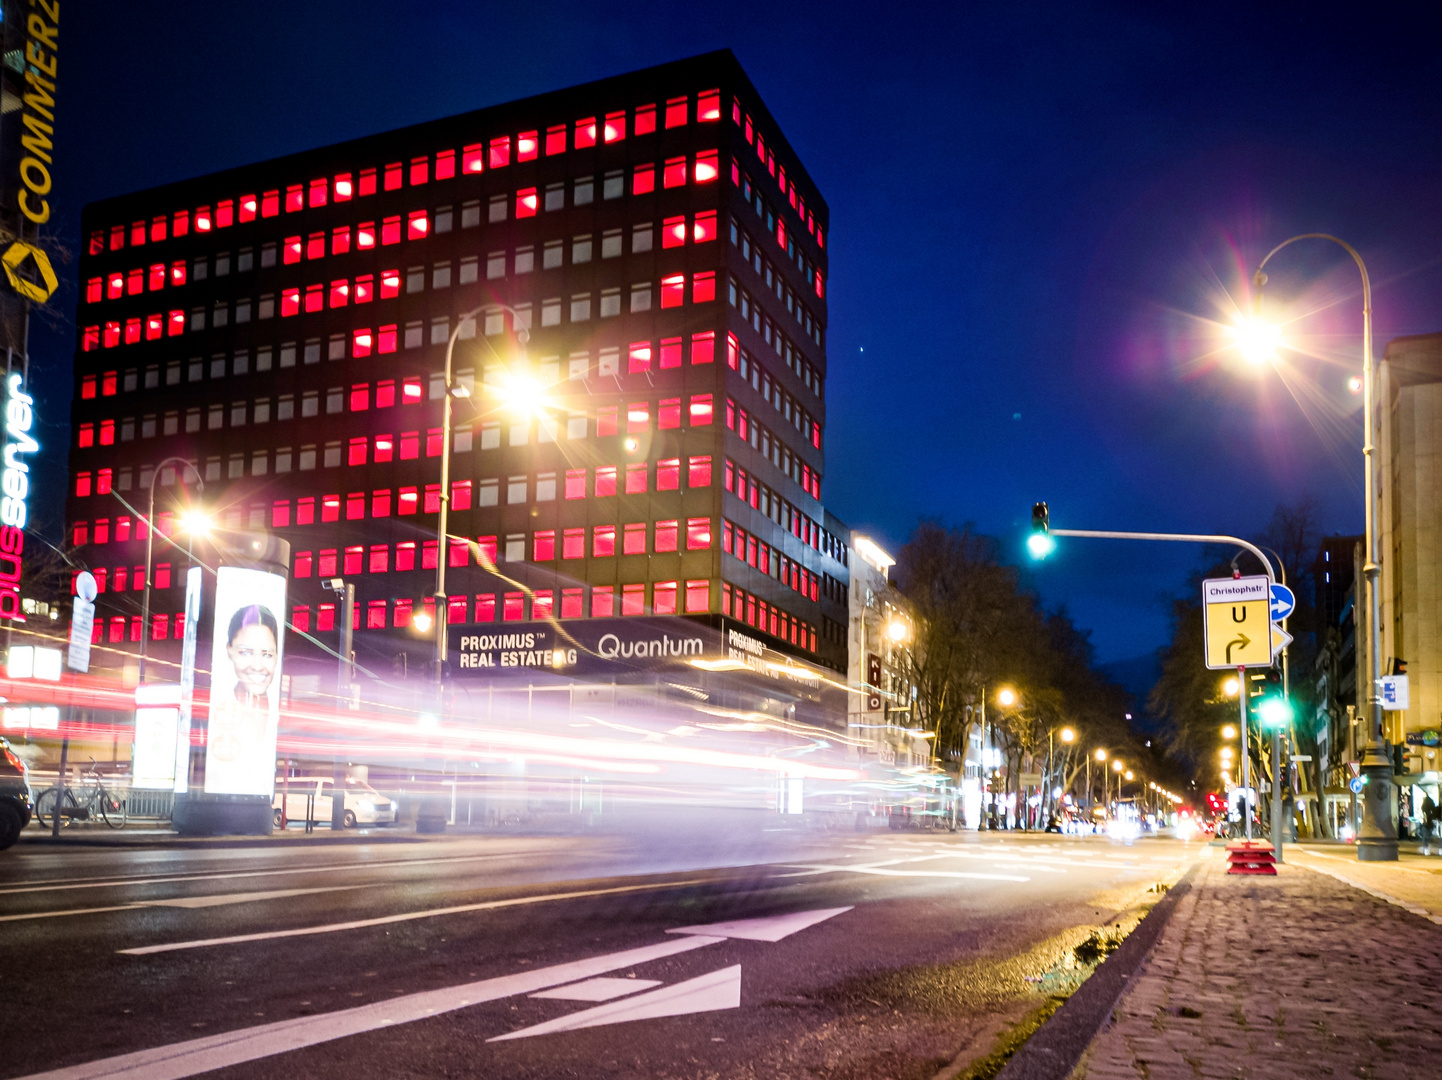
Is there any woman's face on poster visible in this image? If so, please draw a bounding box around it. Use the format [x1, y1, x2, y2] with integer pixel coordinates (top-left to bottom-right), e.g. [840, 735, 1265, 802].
[228, 622, 278, 697]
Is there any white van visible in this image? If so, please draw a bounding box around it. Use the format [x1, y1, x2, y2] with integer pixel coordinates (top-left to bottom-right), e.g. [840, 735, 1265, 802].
[272, 776, 398, 828]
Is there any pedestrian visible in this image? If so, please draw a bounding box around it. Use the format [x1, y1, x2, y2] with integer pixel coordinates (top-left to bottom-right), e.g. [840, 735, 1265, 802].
[1422, 795, 1440, 856]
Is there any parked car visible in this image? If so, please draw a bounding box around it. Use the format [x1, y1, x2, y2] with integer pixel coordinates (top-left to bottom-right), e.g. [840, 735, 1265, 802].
[0, 737, 34, 849]
[272, 776, 398, 828]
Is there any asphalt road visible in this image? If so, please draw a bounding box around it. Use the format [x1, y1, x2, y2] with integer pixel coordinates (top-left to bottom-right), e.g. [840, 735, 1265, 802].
[1, 820, 1199, 1080]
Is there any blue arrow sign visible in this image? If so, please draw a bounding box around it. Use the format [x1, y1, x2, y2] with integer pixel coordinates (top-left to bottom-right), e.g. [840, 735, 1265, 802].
[1270, 583, 1296, 622]
[1349, 776, 1365, 795]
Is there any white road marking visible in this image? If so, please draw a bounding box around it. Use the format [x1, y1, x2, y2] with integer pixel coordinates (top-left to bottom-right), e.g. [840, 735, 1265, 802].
[490, 965, 741, 1041]
[667, 905, 853, 942]
[14, 935, 726, 1080]
[531, 977, 662, 1001]
[0, 886, 360, 923]
[777, 863, 1030, 882]
[119, 878, 711, 955]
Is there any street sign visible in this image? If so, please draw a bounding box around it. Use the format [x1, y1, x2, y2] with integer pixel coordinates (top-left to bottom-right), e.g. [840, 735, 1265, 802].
[1349, 776, 1366, 795]
[1404, 730, 1440, 747]
[1380, 675, 1410, 711]
[1269, 583, 1296, 622]
[1347, 761, 1361, 778]
[1270, 624, 1294, 657]
[1202, 576, 1273, 669]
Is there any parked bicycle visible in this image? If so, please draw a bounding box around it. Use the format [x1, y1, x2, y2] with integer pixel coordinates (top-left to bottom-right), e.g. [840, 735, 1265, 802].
[34, 759, 128, 830]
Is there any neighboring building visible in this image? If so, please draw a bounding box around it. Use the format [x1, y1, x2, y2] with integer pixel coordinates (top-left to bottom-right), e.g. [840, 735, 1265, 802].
[65, 51, 852, 699]
[845, 534, 926, 767]
[1312, 534, 1361, 836]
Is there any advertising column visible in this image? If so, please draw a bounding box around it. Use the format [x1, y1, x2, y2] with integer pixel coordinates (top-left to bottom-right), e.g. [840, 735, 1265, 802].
[171, 534, 290, 835]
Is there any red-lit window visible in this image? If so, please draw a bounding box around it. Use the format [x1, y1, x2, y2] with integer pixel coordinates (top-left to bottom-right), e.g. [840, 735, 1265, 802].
[660, 274, 685, 308]
[689, 455, 712, 487]
[378, 324, 398, 353]
[565, 469, 587, 499]
[147, 264, 165, 291]
[595, 466, 617, 497]
[333, 173, 353, 201]
[402, 376, 422, 402]
[544, 124, 566, 156]
[686, 579, 710, 614]
[653, 581, 678, 615]
[407, 210, 429, 239]
[489, 136, 511, 169]
[593, 525, 615, 557]
[662, 215, 686, 248]
[623, 523, 647, 556]
[296, 498, 315, 525]
[596, 406, 618, 437]
[630, 164, 656, 196]
[426, 428, 443, 457]
[693, 271, 716, 303]
[131, 220, 147, 246]
[282, 185, 302, 212]
[467, 594, 491, 623]
[97, 469, 112, 495]
[575, 117, 597, 148]
[365, 544, 388, 574]
[653, 337, 680, 370]
[168, 310, 185, 336]
[665, 96, 688, 128]
[532, 530, 556, 562]
[625, 463, 648, 494]
[628, 341, 652, 373]
[503, 592, 524, 621]
[655, 520, 678, 552]
[353, 328, 373, 357]
[663, 156, 687, 188]
[380, 269, 401, 298]
[357, 222, 376, 248]
[658, 398, 681, 430]
[283, 236, 301, 265]
[99, 419, 115, 445]
[698, 89, 720, 122]
[365, 600, 387, 629]
[354, 274, 373, 304]
[124, 318, 142, 345]
[171, 260, 187, 286]
[215, 199, 234, 228]
[622, 583, 646, 616]
[343, 546, 363, 574]
[358, 167, 377, 196]
[102, 371, 118, 396]
[349, 383, 371, 412]
[691, 331, 715, 366]
[106, 272, 124, 300]
[76, 472, 92, 497]
[409, 156, 428, 186]
[321, 496, 341, 524]
[516, 131, 538, 161]
[687, 518, 712, 550]
[88, 230, 105, 255]
[273, 500, 291, 528]
[603, 111, 626, 143]
[560, 589, 583, 618]
[562, 528, 585, 559]
[657, 458, 680, 490]
[592, 588, 615, 617]
[155, 563, 172, 590]
[422, 541, 439, 570]
[384, 162, 402, 190]
[693, 211, 717, 243]
[372, 488, 392, 519]
[116, 519, 133, 544]
[815, 270, 825, 298]
[395, 542, 416, 571]
[451, 479, 473, 511]
[463, 143, 484, 174]
[694, 150, 719, 183]
[145, 314, 163, 341]
[476, 535, 498, 565]
[306, 232, 326, 260]
[436, 149, 455, 179]
[85, 276, 102, 303]
[776, 219, 787, 250]
[376, 379, 395, 408]
[304, 284, 324, 313]
[400, 431, 419, 459]
[81, 326, 100, 352]
[515, 189, 537, 218]
[316, 604, 335, 633]
[627, 402, 650, 433]
[294, 551, 314, 578]
[78, 423, 94, 448]
[290, 606, 311, 634]
[109, 224, 126, 250]
[330, 279, 350, 308]
[150, 215, 167, 242]
[127, 268, 144, 295]
[398, 488, 418, 515]
[381, 216, 401, 245]
[258, 190, 279, 218]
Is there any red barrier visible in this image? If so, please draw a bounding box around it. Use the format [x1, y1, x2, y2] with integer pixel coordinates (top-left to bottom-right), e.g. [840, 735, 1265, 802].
[1226, 840, 1277, 875]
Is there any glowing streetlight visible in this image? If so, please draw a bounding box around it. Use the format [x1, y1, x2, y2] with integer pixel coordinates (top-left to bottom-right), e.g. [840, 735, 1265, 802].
[1227, 315, 1282, 366]
[997, 687, 1017, 708]
[886, 619, 908, 643]
[179, 508, 212, 537]
[1124, 770, 1134, 781]
[1222, 676, 1239, 697]
[1222, 724, 1238, 740]
[411, 609, 434, 635]
[1060, 727, 1076, 743]
[1112, 759, 1124, 773]
[1094, 748, 1108, 763]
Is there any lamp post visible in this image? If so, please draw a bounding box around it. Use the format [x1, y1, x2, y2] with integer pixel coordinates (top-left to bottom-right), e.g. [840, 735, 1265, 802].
[136, 457, 204, 684]
[433, 304, 529, 687]
[1250, 235, 1396, 862]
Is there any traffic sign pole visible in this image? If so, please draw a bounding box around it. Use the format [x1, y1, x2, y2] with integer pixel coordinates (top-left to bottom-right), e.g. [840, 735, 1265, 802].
[1239, 665, 1251, 842]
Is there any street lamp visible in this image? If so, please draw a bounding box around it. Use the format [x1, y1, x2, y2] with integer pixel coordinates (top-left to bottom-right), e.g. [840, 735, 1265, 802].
[433, 303, 530, 687]
[136, 457, 205, 684]
[996, 687, 1017, 708]
[1247, 234, 1394, 861]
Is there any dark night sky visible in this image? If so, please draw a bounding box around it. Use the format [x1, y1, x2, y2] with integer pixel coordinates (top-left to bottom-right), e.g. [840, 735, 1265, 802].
[29, 2, 1442, 666]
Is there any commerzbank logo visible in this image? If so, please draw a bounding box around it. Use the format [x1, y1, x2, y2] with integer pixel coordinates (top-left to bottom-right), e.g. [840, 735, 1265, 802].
[596, 632, 705, 660]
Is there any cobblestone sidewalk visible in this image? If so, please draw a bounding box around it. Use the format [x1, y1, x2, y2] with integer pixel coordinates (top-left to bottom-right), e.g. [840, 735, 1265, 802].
[1073, 850, 1442, 1079]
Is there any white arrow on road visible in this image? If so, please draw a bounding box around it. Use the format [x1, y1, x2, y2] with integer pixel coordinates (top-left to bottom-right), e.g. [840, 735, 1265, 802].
[490, 966, 742, 1041]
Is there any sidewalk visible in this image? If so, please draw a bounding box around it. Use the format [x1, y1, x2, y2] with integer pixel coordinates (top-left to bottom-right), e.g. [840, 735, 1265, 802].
[1071, 847, 1442, 1079]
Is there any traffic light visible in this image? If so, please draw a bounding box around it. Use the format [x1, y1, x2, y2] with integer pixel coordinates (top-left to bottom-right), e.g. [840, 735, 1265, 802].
[1257, 695, 1293, 729]
[1027, 502, 1055, 559]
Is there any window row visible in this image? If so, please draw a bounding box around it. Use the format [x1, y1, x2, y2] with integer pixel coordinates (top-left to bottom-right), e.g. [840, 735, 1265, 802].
[731, 228, 825, 399]
[733, 187, 824, 303]
[723, 519, 820, 603]
[722, 457, 846, 566]
[86, 97, 723, 256]
[726, 329, 823, 443]
[730, 269, 822, 350]
[725, 397, 822, 501]
[721, 582, 818, 654]
[731, 95, 826, 252]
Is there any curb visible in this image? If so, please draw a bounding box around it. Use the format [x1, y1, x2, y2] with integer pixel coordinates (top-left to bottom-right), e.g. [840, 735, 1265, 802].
[994, 859, 1202, 1080]
[16, 830, 429, 849]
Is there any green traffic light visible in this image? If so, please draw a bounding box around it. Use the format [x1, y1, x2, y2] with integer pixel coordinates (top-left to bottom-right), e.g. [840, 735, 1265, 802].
[1028, 501, 1053, 559]
[1257, 696, 1293, 729]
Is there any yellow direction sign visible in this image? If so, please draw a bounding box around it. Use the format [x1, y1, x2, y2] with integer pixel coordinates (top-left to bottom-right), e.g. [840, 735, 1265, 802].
[1203, 575, 1273, 669]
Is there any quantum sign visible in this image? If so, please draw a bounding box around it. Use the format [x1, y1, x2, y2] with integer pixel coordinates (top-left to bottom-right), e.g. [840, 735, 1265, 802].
[0, 371, 37, 621]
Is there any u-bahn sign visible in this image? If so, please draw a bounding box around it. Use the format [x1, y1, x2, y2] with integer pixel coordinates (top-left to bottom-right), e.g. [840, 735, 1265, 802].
[1202, 576, 1273, 670]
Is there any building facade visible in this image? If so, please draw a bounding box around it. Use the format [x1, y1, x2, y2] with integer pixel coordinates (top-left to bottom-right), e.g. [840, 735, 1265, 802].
[66, 51, 852, 694]
[845, 534, 927, 766]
